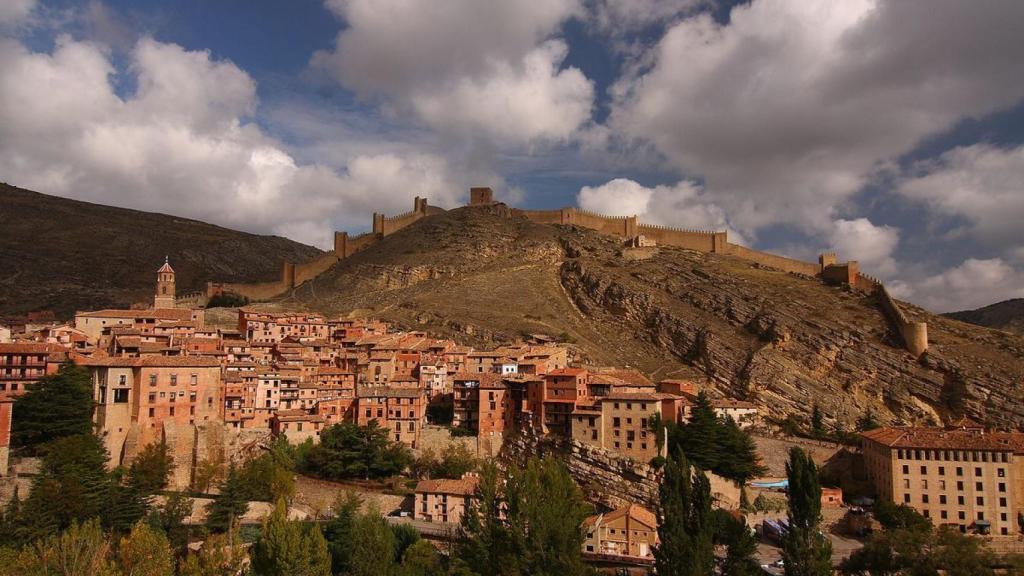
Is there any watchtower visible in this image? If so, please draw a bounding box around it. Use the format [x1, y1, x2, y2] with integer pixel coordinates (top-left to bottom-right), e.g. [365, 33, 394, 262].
[470, 187, 494, 205]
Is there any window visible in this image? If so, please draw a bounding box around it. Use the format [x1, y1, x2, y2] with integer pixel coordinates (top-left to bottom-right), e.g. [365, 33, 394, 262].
[957, 481, 964, 491]
[149, 393, 156, 403]
[1000, 497, 1007, 508]
[998, 468, 1006, 478]
[903, 494, 910, 503]
[903, 465, 909, 474]
[922, 494, 929, 504]
[921, 465, 927, 474]
[956, 467, 963, 476]
[977, 497, 984, 506]
[976, 482, 984, 491]
[958, 496, 965, 505]
[939, 466, 945, 476]
[191, 374, 198, 386]
[959, 511, 966, 520]
[119, 374, 126, 385]
[939, 495, 947, 505]
[941, 510, 948, 520]
[149, 374, 157, 386]
[975, 467, 983, 477]
[148, 408, 154, 417]
[170, 375, 177, 386]
[999, 482, 1007, 493]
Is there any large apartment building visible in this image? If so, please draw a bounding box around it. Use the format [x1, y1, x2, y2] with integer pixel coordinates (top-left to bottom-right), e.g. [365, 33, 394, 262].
[83, 355, 222, 466]
[861, 420, 1024, 536]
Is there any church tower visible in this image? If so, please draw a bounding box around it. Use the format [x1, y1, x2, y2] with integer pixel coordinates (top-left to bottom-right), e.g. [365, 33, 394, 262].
[154, 257, 176, 309]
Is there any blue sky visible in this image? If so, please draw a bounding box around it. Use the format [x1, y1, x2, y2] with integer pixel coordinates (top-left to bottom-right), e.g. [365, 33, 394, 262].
[1, 0, 1024, 312]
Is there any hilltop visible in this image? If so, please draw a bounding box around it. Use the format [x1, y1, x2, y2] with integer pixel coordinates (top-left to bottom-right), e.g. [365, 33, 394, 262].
[280, 204, 1024, 429]
[0, 183, 321, 318]
[945, 299, 1024, 336]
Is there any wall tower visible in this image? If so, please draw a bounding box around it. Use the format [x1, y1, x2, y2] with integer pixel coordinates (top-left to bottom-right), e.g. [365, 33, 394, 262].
[154, 257, 176, 309]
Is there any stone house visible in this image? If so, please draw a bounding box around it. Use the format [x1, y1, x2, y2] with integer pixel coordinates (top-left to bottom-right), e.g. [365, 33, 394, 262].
[413, 474, 480, 524]
[582, 504, 659, 559]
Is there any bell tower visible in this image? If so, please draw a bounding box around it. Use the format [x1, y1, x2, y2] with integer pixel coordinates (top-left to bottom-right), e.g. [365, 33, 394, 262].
[154, 256, 176, 309]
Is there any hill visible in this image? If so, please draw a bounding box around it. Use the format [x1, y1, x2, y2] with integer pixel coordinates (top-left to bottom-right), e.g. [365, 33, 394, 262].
[281, 204, 1024, 429]
[945, 299, 1024, 336]
[0, 183, 322, 318]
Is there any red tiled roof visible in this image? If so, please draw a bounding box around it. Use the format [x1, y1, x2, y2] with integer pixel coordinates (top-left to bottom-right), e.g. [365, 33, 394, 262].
[861, 426, 1024, 453]
[414, 476, 479, 497]
[548, 367, 587, 376]
[79, 356, 220, 368]
[0, 343, 68, 354]
[76, 308, 194, 320]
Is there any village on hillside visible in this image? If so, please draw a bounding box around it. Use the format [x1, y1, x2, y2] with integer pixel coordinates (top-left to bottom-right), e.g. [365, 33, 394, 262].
[3, 253, 1024, 573]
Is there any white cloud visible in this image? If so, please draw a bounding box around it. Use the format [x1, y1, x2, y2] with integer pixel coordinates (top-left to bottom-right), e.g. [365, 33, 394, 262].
[311, 0, 594, 145]
[0, 0, 35, 26]
[890, 258, 1024, 313]
[610, 0, 1024, 233]
[0, 35, 477, 249]
[578, 178, 746, 242]
[896, 144, 1024, 249]
[829, 218, 899, 277]
[587, 0, 702, 35]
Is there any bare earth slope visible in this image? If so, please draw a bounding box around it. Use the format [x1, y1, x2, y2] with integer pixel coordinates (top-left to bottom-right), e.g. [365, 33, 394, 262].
[945, 299, 1024, 336]
[284, 205, 1024, 429]
[0, 183, 321, 317]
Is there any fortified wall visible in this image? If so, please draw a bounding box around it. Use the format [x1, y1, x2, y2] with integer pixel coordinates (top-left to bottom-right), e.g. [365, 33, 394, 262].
[206, 196, 440, 302]
[210, 186, 927, 357]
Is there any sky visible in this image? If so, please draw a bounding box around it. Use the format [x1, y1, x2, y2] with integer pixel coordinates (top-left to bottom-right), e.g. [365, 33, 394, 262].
[1, 0, 1023, 313]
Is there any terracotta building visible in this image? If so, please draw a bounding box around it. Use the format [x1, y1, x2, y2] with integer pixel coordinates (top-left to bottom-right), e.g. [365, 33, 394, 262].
[271, 409, 325, 444]
[83, 355, 222, 466]
[862, 421, 1024, 535]
[571, 392, 680, 462]
[413, 474, 480, 524]
[356, 386, 426, 448]
[582, 504, 659, 560]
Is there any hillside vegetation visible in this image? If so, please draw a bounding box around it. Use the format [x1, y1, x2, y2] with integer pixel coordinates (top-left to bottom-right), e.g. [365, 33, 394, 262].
[0, 183, 321, 317]
[280, 204, 1024, 429]
[945, 299, 1024, 336]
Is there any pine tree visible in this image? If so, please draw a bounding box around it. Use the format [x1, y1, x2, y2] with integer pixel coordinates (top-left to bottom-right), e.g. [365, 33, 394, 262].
[781, 447, 832, 576]
[716, 417, 768, 485]
[323, 490, 362, 574]
[681, 392, 721, 470]
[116, 520, 175, 576]
[811, 405, 825, 438]
[147, 491, 192, 549]
[205, 464, 249, 533]
[349, 503, 397, 576]
[127, 440, 175, 494]
[399, 539, 444, 576]
[12, 362, 94, 453]
[721, 515, 760, 576]
[654, 452, 714, 576]
[13, 519, 116, 575]
[455, 462, 512, 575]
[20, 433, 111, 541]
[251, 499, 331, 576]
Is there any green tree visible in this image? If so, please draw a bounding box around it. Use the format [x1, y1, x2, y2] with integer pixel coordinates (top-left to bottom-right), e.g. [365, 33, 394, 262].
[716, 418, 768, 485]
[679, 391, 722, 471]
[855, 408, 879, 432]
[811, 405, 825, 438]
[781, 447, 832, 576]
[178, 528, 249, 576]
[127, 440, 175, 493]
[432, 442, 478, 479]
[147, 491, 192, 549]
[303, 421, 412, 480]
[873, 499, 932, 533]
[237, 440, 296, 503]
[250, 499, 330, 576]
[12, 362, 94, 453]
[116, 520, 175, 576]
[19, 433, 111, 541]
[206, 464, 249, 533]
[104, 468, 149, 533]
[323, 491, 362, 574]
[349, 503, 397, 576]
[399, 539, 444, 576]
[456, 458, 591, 576]
[12, 518, 117, 576]
[720, 514, 760, 576]
[654, 452, 714, 576]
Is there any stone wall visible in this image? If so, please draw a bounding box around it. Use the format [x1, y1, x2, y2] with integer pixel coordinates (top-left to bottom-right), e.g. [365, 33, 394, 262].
[875, 283, 929, 358]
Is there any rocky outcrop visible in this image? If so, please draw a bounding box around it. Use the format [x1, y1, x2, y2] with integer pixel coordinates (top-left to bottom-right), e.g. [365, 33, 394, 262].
[290, 206, 1024, 430]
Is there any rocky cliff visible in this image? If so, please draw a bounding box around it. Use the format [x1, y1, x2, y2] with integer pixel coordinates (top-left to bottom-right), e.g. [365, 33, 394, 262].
[285, 204, 1024, 430]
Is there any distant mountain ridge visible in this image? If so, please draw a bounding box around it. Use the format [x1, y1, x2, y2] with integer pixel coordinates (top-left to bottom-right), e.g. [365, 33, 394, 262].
[0, 183, 321, 318]
[945, 299, 1024, 336]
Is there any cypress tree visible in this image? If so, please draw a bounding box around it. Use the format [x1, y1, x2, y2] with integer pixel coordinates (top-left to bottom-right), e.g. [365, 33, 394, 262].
[681, 392, 721, 470]
[654, 452, 714, 576]
[349, 503, 397, 576]
[206, 464, 249, 533]
[721, 514, 760, 576]
[323, 490, 362, 574]
[811, 405, 824, 438]
[781, 447, 832, 576]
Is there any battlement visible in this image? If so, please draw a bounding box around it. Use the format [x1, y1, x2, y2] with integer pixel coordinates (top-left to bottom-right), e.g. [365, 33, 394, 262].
[211, 185, 927, 358]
